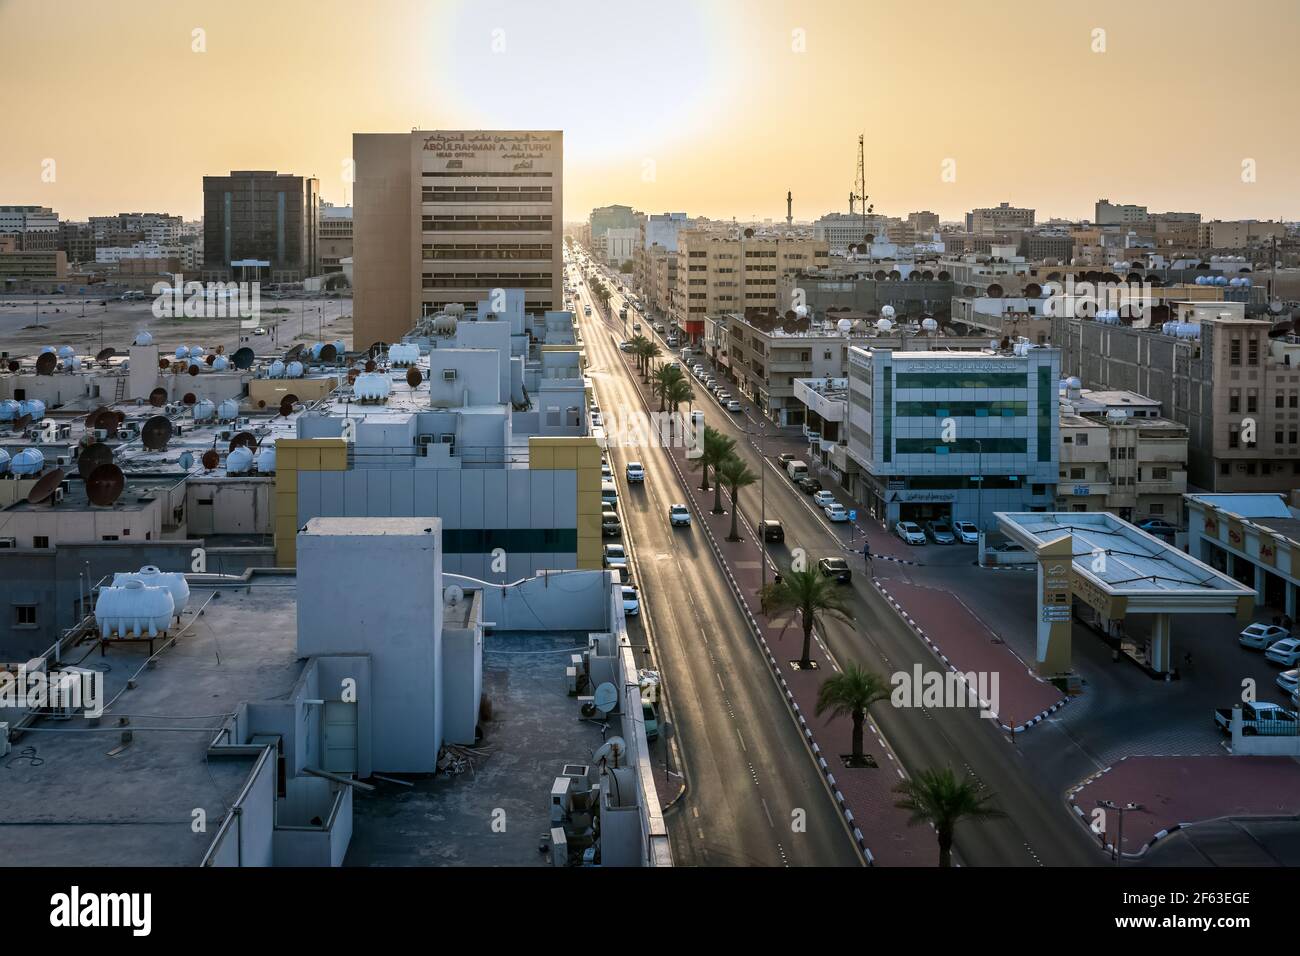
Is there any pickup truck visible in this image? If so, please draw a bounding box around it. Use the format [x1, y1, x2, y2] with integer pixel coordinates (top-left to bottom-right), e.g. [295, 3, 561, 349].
[1214, 701, 1300, 736]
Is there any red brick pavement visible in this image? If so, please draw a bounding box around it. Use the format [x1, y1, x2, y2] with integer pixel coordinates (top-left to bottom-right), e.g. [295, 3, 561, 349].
[874, 580, 1067, 732]
[1069, 755, 1300, 856]
[607, 335, 937, 865]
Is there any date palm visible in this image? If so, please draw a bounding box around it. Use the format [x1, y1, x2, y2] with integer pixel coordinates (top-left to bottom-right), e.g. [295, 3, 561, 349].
[715, 453, 757, 542]
[638, 340, 662, 382]
[816, 665, 890, 767]
[627, 334, 652, 374]
[690, 426, 735, 503]
[666, 378, 695, 439]
[759, 568, 853, 670]
[652, 364, 685, 412]
[894, 767, 1005, 868]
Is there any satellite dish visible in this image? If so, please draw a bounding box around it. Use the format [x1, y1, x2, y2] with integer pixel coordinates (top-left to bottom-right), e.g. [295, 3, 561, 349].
[278, 394, 299, 417]
[141, 415, 173, 450]
[285, 344, 305, 362]
[85, 463, 125, 507]
[228, 431, 257, 452]
[364, 359, 376, 373]
[26, 467, 66, 504]
[443, 584, 464, 606]
[77, 442, 113, 478]
[592, 736, 627, 769]
[319, 343, 338, 363]
[95, 347, 115, 362]
[232, 347, 254, 369]
[149, 387, 168, 407]
[93, 409, 120, 432]
[182, 392, 197, 405]
[6, 360, 18, 373]
[405, 367, 422, 388]
[187, 364, 199, 376]
[159, 357, 171, 370]
[592, 682, 618, 716]
[201, 449, 220, 470]
[205, 354, 216, 365]
[179, 451, 194, 470]
[84, 405, 109, 429]
[35, 352, 57, 375]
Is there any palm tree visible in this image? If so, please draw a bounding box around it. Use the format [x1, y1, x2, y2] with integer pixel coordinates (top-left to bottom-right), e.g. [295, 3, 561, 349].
[715, 454, 758, 542]
[759, 568, 852, 670]
[652, 364, 685, 412]
[816, 665, 891, 767]
[638, 341, 662, 382]
[666, 378, 695, 439]
[628, 334, 652, 374]
[690, 426, 736, 503]
[894, 767, 1005, 868]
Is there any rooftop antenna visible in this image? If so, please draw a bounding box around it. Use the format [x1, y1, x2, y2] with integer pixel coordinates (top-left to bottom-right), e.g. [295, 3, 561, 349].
[849, 133, 872, 239]
[786, 190, 793, 228]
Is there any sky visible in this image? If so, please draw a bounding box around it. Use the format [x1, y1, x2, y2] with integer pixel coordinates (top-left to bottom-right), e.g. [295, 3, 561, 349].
[2, 0, 1298, 224]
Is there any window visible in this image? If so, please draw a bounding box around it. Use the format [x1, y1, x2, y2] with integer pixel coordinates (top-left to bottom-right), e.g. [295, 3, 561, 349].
[1150, 503, 1165, 515]
[1152, 467, 1168, 480]
[1247, 394, 1258, 414]
[101, 535, 119, 541]
[1248, 339, 1259, 365]
[1075, 433, 1088, 446]
[1069, 467, 1086, 480]
[1228, 429, 1239, 449]
[1276, 393, 1285, 409]
[33, 536, 49, 549]
[1220, 463, 1230, 476]
[14, 605, 36, 627]
[1229, 391, 1240, 414]
[1230, 338, 1241, 366]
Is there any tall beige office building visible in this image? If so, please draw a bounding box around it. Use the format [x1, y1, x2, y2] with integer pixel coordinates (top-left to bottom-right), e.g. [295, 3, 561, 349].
[353, 130, 563, 346]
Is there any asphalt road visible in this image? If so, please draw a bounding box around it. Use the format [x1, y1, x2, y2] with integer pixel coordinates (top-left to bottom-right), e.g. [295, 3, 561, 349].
[594, 265, 1100, 867]
[570, 260, 862, 867]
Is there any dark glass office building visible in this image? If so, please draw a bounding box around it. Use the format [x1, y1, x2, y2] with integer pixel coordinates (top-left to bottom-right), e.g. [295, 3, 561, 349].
[202, 170, 319, 283]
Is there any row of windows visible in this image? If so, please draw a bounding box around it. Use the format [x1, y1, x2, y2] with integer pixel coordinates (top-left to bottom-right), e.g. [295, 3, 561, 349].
[422, 171, 554, 178]
[895, 438, 1028, 454]
[422, 274, 553, 289]
[895, 372, 1029, 389]
[424, 192, 553, 203]
[442, 529, 577, 553]
[903, 475, 1030, 490]
[422, 246, 553, 261]
[422, 216, 552, 232]
[894, 401, 1026, 417]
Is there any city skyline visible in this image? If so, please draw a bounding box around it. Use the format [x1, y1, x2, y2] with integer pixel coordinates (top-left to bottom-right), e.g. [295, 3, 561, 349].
[2, 0, 1299, 223]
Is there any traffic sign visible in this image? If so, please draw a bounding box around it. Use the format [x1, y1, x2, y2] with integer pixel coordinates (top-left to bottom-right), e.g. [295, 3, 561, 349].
[848, 510, 857, 521]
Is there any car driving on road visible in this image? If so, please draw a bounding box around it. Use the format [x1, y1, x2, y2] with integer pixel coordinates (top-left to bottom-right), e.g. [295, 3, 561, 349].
[626, 461, 645, 482]
[818, 557, 851, 583]
[761, 519, 784, 543]
[669, 503, 691, 528]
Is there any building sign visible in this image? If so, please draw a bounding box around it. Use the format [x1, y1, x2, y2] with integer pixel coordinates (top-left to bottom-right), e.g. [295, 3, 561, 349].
[1072, 572, 1127, 620]
[888, 491, 955, 503]
[421, 131, 557, 163]
[1227, 518, 1245, 550]
[1204, 511, 1219, 538]
[1072, 485, 1090, 496]
[1259, 535, 1277, 568]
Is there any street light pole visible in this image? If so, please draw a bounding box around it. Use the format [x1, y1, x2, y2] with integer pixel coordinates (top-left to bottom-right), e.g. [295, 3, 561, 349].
[1096, 799, 1144, 865]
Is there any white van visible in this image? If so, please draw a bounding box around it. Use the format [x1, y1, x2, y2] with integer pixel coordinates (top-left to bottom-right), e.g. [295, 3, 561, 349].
[785, 460, 808, 480]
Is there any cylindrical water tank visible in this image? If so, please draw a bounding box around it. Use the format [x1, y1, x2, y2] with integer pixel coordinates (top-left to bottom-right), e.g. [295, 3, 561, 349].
[211, 355, 230, 371]
[310, 342, 325, 361]
[134, 330, 153, 346]
[175, 346, 189, 360]
[40, 346, 55, 355]
[332, 339, 346, 355]
[127, 565, 189, 619]
[921, 317, 938, 332]
[353, 372, 392, 401]
[11, 448, 46, 476]
[880, 305, 896, 320]
[64, 356, 81, 371]
[286, 361, 304, 378]
[57, 345, 75, 359]
[19, 399, 46, 419]
[0, 400, 19, 421]
[268, 360, 286, 379]
[190, 346, 205, 358]
[256, 446, 277, 474]
[0, 449, 10, 474]
[95, 576, 174, 639]
[217, 399, 239, 420]
[193, 399, 215, 421]
[227, 446, 254, 473]
[387, 344, 419, 366]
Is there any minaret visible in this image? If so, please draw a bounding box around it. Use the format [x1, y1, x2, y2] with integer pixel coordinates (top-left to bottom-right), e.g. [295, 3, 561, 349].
[786, 190, 793, 227]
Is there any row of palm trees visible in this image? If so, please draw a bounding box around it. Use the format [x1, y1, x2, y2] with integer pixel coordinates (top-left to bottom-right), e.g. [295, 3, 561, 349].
[687, 424, 760, 545]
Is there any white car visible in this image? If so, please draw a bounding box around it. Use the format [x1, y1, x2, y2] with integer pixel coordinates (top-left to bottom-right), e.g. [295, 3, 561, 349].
[812, 490, 837, 509]
[824, 503, 849, 522]
[622, 585, 640, 616]
[252, 327, 267, 336]
[603, 544, 627, 570]
[669, 503, 691, 528]
[1265, 637, 1300, 667]
[726, 400, 742, 413]
[953, 520, 979, 545]
[601, 465, 613, 480]
[1277, 669, 1298, 696]
[626, 461, 645, 482]
[896, 521, 926, 545]
[1240, 623, 1290, 650]
[705, 378, 716, 389]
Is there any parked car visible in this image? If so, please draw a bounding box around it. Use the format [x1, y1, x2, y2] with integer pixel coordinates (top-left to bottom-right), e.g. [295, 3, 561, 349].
[812, 490, 837, 509]
[796, 476, 822, 495]
[601, 480, 619, 511]
[584, 305, 592, 316]
[824, 503, 849, 522]
[626, 461, 645, 482]
[818, 557, 851, 583]
[1277, 669, 1298, 697]
[602, 511, 622, 536]
[1214, 700, 1299, 736]
[669, 503, 692, 528]
[761, 519, 785, 543]
[1240, 622, 1290, 650]
[622, 585, 640, 617]
[601, 464, 614, 480]
[953, 520, 980, 545]
[926, 520, 956, 545]
[777, 453, 796, 468]
[603, 544, 627, 571]
[895, 521, 926, 545]
[1265, 637, 1300, 667]
[642, 699, 659, 740]
[1136, 518, 1178, 536]
[785, 460, 808, 481]
[726, 400, 742, 413]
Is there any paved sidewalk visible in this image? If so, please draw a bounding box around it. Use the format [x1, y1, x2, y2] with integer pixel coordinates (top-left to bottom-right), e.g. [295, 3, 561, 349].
[611, 337, 936, 865]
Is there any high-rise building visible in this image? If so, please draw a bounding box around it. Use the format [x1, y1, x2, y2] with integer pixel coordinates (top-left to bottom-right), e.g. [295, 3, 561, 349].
[89, 212, 182, 245]
[965, 202, 1035, 234]
[201, 170, 320, 283]
[318, 201, 353, 274]
[1094, 199, 1150, 226]
[0, 205, 59, 251]
[353, 130, 562, 346]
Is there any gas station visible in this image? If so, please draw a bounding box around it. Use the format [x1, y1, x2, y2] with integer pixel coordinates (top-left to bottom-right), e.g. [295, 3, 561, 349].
[995, 512, 1257, 678]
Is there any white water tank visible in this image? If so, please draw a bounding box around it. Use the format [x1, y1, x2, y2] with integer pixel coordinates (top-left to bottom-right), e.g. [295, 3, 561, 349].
[388, 343, 420, 366]
[880, 305, 896, 320]
[332, 339, 346, 355]
[921, 317, 938, 332]
[57, 345, 75, 359]
[268, 360, 286, 379]
[211, 355, 230, 371]
[217, 399, 239, 420]
[256, 446, 277, 474]
[19, 399, 46, 419]
[11, 448, 44, 475]
[134, 330, 153, 346]
[286, 361, 304, 378]
[190, 346, 205, 359]
[175, 346, 189, 360]
[0, 448, 9, 473]
[193, 399, 215, 421]
[115, 565, 189, 620]
[876, 318, 893, 333]
[96, 576, 175, 638]
[353, 372, 391, 401]
[0, 399, 19, 421]
[227, 447, 254, 474]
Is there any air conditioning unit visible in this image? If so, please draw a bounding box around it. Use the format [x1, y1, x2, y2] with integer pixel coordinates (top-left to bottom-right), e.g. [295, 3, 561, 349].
[0, 538, 15, 549]
[117, 429, 133, 441]
[218, 429, 232, 441]
[94, 429, 108, 440]
[56, 423, 71, 439]
[417, 434, 435, 446]
[166, 403, 179, 414]
[442, 368, 457, 381]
